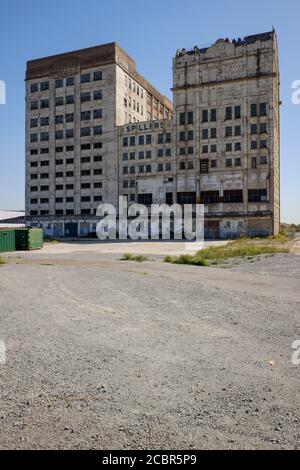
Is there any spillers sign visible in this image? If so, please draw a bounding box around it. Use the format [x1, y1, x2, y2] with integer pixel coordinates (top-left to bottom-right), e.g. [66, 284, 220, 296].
[123, 121, 164, 134]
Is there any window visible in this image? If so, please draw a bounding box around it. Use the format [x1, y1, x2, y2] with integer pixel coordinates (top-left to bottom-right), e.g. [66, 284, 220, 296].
[235, 158, 242, 166]
[81, 196, 91, 202]
[30, 187, 38, 192]
[56, 147, 63, 153]
[260, 140, 267, 149]
[179, 147, 185, 156]
[251, 157, 257, 169]
[94, 142, 102, 149]
[251, 104, 257, 117]
[81, 170, 91, 176]
[260, 103, 267, 116]
[55, 172, 63, 178]
[260, 123, 267, 134]
[129, 166, 135, 174]
[123, 181, 129, 188]
[200, 159, 209, 174]
[211, 109, 217, 122]
[31, 101, 38, 110]
[66, 129, 74, 139]
[130, 136, 135, 146]
[40, 160, 49, 166]
[41, 81, 49, 91]
[211, 144, 217, 153]
[66, 113, 74, 123]
[94, 90, 102, 100]
[66, 184, 74, 190]
[94, 109, 102, 119]
[188, 147, 194, 155]
[157, 149, 163, 158]
[165, 148, 171, 157]
[211, 159, 217, 168]
[235, 142, 241, 151]
[157, 163, 164, 172]
[123, 153, 128, 161]
[41, 186, 49, 191]
[66, 197, 74, 203]
[40, 132, 49, 142]
[146, 135, 152, 145]
[81, 127, 91, 137]
[94, 71, 102, 81]
[81, 92, 91, 103]
[138, 194, 153, 205]
[30, 119, 38, 128]
[158, 134, 164, 144]
[66, 158, 74, 165]
[55, 79, 64, 88]
[179, 131, 185, 142]
[130, 180, 135, 188]
[66, 95, 74, 105]
[55, 115, 63, 124]
[130, 152, 135, 160]
[123, 137, 128, 147]
[30, 198, 38, 204]
[251, 141, 257, 150]
[187, 111, 194, 124]
[55, 130, 63, 140]
[226, 159, 232, 167]
[235, 126, 241, 137]
[41, 173, 49, 179]
[226, 143, 232, 152]
[138, 135, 145, 146]
[81, 111, 91, 121]
[94, 126, 102, 135]
[66, 145, 74, 152]
[55, 96, 64, 107]
[200, 191, 219, 204]
[94, 182, 102, 188]
[224, 190, 243, 203]
[40, 148, 49, 154]
[188, 130, 194, 141]
[146, 150, 151, 159]
[30, 174, 38, 180]
[166, 133, 172, 143]
[66, 77, 75, 87]
[248, 189, 267, 203]
[41, 99, 49, 109]
[30, 149, 38, 155]
[225, 107, 232, 120]
[81, 183, 90, 189]
[211, 128, 217, 138]
[179, 162, 186, 170]
[187, 161, 193, 169]
[251, 124, 257, 135]
[234, 105, 241, 119]
[30, 83, 38, 93]
[260, 155, 267, 165]
[30, 134, 38, 143]
[177, 192, 196, 204]
[202, 145, 208, 154]
[30, 162, 38, 168]
[202, 110, 208, 123]
[225, 127, 232, 137]
[81, 156, 90, 163]
[55, 197, 64, 203]
[123, 167, 128, 175]
[165, 162, 171, 171]
[81, 73, 90, 83]
[202, 129, 208, 140]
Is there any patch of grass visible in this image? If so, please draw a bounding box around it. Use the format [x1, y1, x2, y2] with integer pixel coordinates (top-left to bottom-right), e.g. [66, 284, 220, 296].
[0, 256, 6, 265]
[164, 238, 289, 266]
[164, 254, 209, 266]
[121, 253, 149, 263]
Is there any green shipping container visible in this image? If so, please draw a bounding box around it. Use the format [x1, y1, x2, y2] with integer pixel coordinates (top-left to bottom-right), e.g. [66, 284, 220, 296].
[0, 229, 16, 253]
[15, 228, 43, 251]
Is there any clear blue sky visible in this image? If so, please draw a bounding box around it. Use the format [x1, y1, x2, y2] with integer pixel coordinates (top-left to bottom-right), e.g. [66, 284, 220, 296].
[0, 0, 299, 223]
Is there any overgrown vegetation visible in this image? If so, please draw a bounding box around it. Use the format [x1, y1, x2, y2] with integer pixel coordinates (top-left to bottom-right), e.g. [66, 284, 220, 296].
[121, 253, 149, 263]
[164, 236, 290, 266]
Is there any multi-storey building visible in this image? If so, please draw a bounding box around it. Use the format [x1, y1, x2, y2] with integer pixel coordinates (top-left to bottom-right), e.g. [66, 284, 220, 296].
[26, 31, 280, 238]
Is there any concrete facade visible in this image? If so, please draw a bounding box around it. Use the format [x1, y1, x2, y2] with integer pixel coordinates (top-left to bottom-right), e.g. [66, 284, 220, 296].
[25, 32, 280, 238]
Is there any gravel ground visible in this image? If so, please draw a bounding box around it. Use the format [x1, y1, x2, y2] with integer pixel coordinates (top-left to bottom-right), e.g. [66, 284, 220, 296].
[0, 246, 299, 450]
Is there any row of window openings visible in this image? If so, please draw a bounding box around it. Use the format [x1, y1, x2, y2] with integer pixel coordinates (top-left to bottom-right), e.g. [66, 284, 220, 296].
[30, 91, 102, 110]
[30, 110, 103, 128]
[30, 196, 103, 205]
[30, 209, 100, 216]
[30, 169, 103, 179]
[199, 156, 267, 173]
[126, 76, 144, 98]
[30, 156, 102, 167]
[201, 139, 268, 153]
[123, 133, 172, 147]
[122, 148, 171, 160]
[30, 143, 102, 155]
[199, 189, 267, 204]
[30, 182, 103, 192]
[183, 104, 267, 125]
[30, 72, 103, 93]
[122, 163, 171, 179]
[30, 126, 102, 142]
[200, 124, 267, 140]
